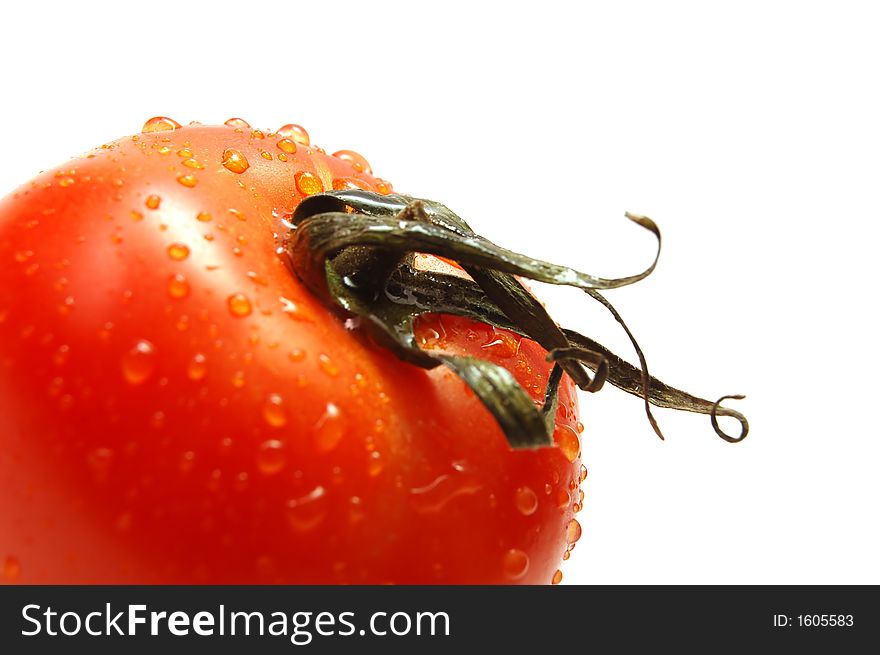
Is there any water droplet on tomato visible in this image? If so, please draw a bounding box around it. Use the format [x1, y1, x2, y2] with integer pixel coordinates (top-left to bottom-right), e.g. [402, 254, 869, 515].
[263, 393, 288, 428]
[276, 138, 297, 154]
[481, 332, 520, 358]
[142, 116, 181, 133]
[168, 273, 190, 299]
[251, 129, 265, 139]
[288, 349, 306, 362]
[227, 293, 252, 317]
[145, 194, 161, 210]
[121, 340, 156, 384]
[179, 450, 196, 473]
[318, 353, 339, 377]
[232, 370, 246, 388]
[294, 170, 324, 196]
[556, 489, 570, 508]
[554, 424, 580, 463]
[502, 549, 529, 579]
[580, 464, 588, 482]
[87, 447, 114, 476]
[314, 403, 344, 453]
[58, 176, 75, 187]
[256, 439, 286, 475]
[177, 173, 198, 187]
[187, 353, 207, 380]
[332, 149, 372, 174]
[551, 569, 563, 585]
[367, 450, 383, 477]
[260, 151, 272, 160]
[167, 243, 190, 261]
[576, 420, 585, 434]
[221, 148, 250, 174]
[277, 123, 310, 145]
[375, 179, 393, 194]
[182, 158, 204, 169]
[515, 486, 538, 516]
[224, 117, 251, 129]
[562, 550, 571, 561]
[566, 519, 582, 545]
[3, 556, 21, 580]
[285, 486, 326, 533]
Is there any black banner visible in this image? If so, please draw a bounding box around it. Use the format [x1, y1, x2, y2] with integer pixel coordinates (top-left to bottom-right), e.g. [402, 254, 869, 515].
[0, 585, 874, 653]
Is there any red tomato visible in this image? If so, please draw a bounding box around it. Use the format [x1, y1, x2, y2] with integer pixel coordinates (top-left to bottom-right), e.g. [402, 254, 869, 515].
[0, 118, 583, 584]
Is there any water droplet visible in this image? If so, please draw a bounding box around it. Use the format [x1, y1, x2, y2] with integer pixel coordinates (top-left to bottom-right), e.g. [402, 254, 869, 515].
[167, 242, 190, 261]
[544, 483, 552, 495]
[121, 340, 156, 384]
[375, 179, 393, 194]
[260, 151, 272, 160]
[332, 149, 372, 174]
[551, 569, 563, 585]
[182, 158, 204, 169]
[502, 549, 529, 579]
[257, 439, 286, 475]
[87, 447, 114, 476]
[556, 488, 570, 508]
[232, 370, 246, 388]
[332, 177, 372, 191]
[314, 403, 345, 453]
[157, 145, 172, 155]
[566, 519, 582, 545]
[515, 486, 538, 516]
[277, 123, 310, 145]
[187, 353, 207, 380]
[367, 450, 384, 477]
[276, 138, 297, 154]
[194, 211, 212, 224]
[3, 556, 21, 580]
[229, 208, 246, 221]
[285, 486, 326, 533]
[481, 332, 520, 358]
[179, 450, 196, 473]
[251, 129, 265, 139]
[263, 393, 288, 428]
[224, 117, 251, 129]
[142, 116, 181, 133]
[294, 170, 324, 196]
[145, 194, 161, 210]
[409, 472, 483, 514]
[288, 349, 306, 362]
[318, 353, 339, 377]
[576, 421, 585, 434]
[227, 293, 252, 317]
[177, 173, 198, 187]
[554, 424, 580, 463]
[221, 148, 250, 174]
[580, 464, 588, 482]
[562, 550, 571, 561]
[247, 271, 268, 286]
[58, 176, 75, 187]
[168, 273, 190, 299]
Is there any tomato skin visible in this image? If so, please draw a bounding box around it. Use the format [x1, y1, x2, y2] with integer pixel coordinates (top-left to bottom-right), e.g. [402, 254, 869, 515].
[0, 122, 583, 584]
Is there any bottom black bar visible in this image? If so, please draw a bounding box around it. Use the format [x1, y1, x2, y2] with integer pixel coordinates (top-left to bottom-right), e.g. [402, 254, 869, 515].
[0, 585, 873, 653]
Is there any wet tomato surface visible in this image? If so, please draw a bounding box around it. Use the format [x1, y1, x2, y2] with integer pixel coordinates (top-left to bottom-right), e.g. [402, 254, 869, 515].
[0, 119, 583, 584]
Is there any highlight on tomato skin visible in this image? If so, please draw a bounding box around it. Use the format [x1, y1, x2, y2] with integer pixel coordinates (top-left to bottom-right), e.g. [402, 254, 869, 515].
[0, 117, 584, 585]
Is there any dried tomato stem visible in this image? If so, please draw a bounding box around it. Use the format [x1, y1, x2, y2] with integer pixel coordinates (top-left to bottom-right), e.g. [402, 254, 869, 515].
[286, 190, 748, 448]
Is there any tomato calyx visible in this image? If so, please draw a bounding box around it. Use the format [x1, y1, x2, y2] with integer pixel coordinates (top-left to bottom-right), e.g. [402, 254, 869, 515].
[287, 190, 749, 448]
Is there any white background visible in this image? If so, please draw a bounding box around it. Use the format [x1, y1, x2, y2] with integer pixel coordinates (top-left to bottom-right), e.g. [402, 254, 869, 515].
[1, 1, 877, 584]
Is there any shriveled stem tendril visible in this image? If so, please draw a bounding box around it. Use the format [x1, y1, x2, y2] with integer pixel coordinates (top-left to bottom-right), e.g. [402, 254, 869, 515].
[287, 190, 748, 448]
